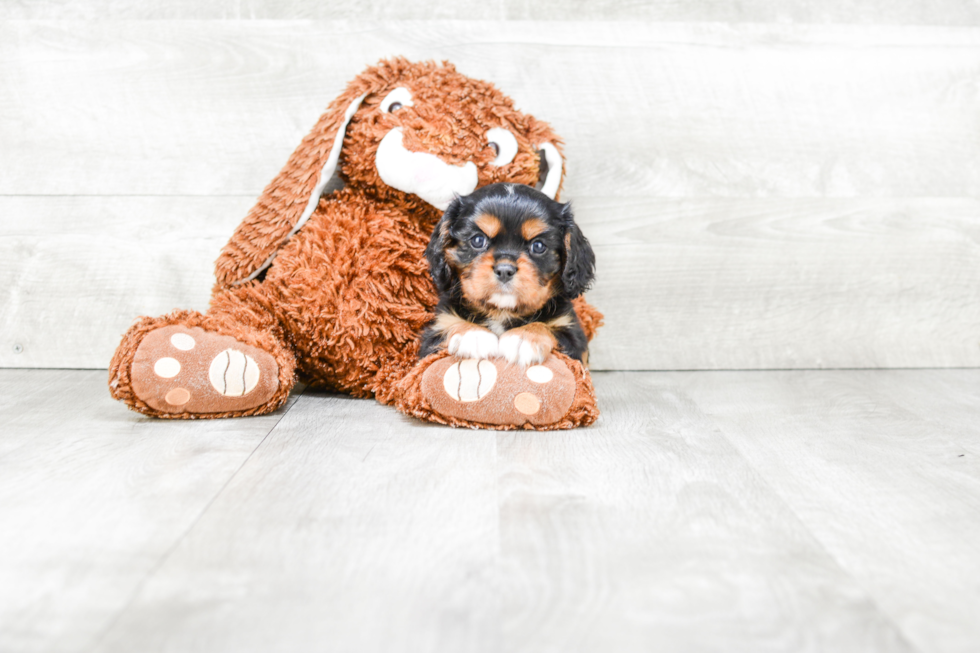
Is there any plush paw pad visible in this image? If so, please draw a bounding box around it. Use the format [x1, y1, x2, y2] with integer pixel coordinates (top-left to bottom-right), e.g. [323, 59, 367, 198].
[208, 349, 261, 396]
[422, 356, 575, 427]
[130, 325, 279, 415]
[443, 359, 498, 401]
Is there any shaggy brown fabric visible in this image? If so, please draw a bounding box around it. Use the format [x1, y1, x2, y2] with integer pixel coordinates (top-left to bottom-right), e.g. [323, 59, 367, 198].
[572, 296, 604, 345]
[109, 58, 602, 429]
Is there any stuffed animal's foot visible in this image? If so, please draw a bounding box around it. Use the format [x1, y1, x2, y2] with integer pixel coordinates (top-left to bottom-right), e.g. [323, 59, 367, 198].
[127, 325, 280, 417]
[413, 353, 597, 429]
[103, 311, 292, 418]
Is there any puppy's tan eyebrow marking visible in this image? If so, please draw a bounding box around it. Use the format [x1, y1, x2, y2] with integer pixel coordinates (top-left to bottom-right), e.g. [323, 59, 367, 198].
[475, 214, 501, 238]
[522, 218, 548, 240]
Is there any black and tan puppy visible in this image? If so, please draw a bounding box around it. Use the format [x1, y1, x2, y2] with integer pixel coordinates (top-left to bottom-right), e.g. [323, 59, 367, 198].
[420, 183, 595, 366]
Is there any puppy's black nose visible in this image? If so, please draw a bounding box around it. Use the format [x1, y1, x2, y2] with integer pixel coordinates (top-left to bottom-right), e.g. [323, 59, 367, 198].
[493, 262, 517, 283]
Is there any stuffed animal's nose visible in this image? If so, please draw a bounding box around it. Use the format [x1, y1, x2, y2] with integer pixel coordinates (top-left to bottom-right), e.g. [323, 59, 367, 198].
[493, 262, 517, 283]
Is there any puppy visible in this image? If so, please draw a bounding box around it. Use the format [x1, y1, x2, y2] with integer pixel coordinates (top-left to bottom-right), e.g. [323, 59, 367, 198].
[420, 183, 596, 366]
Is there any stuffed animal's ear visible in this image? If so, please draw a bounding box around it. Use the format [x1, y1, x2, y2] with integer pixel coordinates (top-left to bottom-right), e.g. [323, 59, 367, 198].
[560, 203, 595, 299]
[425, 197, 465, 294]
[535, 142, 563, 200]
[214, 87, 369, 286]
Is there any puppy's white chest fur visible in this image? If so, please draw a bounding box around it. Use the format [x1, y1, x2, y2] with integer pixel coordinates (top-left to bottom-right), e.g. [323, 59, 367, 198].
[488, 293, 517, 309]
[483, 318, 508, 336]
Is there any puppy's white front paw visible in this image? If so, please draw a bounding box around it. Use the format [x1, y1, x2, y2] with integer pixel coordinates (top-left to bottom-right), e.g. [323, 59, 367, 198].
[449, 329, 499, 359]
[498, 334, 550, 366]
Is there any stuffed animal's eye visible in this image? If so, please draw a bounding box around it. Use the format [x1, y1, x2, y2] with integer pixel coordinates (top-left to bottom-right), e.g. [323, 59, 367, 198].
[470, 234, 488, 249]
[380, 87, 414, 113]
[530, 240, 546, 254]
[485, 127, 518, 166]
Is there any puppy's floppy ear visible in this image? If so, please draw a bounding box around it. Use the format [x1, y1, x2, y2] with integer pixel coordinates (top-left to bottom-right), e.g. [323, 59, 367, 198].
[425, 196, 465, 293]
[560, 202, 596, 299]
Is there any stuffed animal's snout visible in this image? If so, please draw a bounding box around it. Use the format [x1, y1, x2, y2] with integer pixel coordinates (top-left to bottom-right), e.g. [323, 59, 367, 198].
[375, 127, 478, 210]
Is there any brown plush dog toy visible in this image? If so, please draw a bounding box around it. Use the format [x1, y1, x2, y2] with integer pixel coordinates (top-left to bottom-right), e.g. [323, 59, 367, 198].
[108, 58, 603, 429]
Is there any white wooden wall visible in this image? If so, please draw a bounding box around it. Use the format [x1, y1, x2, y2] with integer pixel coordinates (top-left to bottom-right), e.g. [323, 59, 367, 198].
[2, 8, 979, 370]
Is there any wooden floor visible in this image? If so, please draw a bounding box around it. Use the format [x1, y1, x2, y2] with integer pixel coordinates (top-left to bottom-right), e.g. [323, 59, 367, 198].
[1, 369, 978, 652]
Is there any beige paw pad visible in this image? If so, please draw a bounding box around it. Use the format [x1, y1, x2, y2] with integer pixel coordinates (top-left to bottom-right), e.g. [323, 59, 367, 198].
[170, 333, 196, 350]
[443, 359, 497, 402]
[514, 392, 541, 415]
[209, 349, 261, 397]
[154, 357, 181, 378]
[165, 387, 191, 405]
[525, 365, 553, 383]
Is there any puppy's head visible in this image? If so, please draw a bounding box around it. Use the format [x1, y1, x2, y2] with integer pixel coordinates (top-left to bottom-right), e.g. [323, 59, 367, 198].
[426, 183, 595, 315]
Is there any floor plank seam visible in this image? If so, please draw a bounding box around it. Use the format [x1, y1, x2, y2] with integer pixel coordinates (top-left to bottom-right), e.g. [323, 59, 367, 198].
[80, 386, 308, 653]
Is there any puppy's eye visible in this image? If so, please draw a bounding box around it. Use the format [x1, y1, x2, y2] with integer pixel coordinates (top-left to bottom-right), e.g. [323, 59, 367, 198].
[380, 87, 414, 113]
[470, 234, 488, 250]
[485, 127, 518, 166]
[530, 240, 547, 255]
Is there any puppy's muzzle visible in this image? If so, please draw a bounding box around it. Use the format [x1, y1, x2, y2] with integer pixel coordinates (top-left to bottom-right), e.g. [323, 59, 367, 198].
[493, 261, 517, 283]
